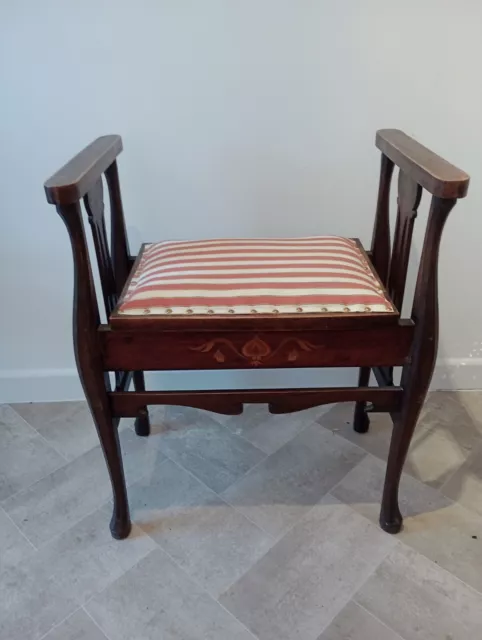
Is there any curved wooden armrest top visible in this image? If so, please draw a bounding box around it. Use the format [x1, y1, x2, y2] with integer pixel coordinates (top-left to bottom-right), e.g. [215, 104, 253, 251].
[376, 129, 469, 199]
[44, 135, 123, 205]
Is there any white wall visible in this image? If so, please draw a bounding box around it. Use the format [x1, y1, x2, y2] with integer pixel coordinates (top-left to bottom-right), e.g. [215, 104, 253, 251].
[1, 1, 481, 402]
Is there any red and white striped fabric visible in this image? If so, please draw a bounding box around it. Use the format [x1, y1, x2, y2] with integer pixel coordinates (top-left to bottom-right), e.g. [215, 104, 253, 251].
[117, 237, 393, 316]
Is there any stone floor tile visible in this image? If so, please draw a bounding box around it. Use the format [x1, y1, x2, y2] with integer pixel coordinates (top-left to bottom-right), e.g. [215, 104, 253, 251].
[0, 404, 65, 501]
[41, 610, 108, 640]
[0, 507, 34, 572]
[218, 403, 331, 454]
[150, 405, 266, 493]
[85, 548, 255, 640]
[3, 428, 161, 546]
[220, 495, 395, 640]
[222, 422, 365, 537]
[419, 390, 482, 451]
[130, 458, 274, 597]
[34, 506, 156, 604]
[356, 544, 482, 640]
[442, 440, 482, 517]
[0, 557, 77, 640]
[321, 402, 472, 489]
[2, 392, 482, 640]
[11, 401, 100, 461]
[332, 454, 482, 593]
[317, 600, 403, 640]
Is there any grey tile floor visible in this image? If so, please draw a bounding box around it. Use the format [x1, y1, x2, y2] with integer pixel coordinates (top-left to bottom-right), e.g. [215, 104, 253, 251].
[1, 392, 482, 639]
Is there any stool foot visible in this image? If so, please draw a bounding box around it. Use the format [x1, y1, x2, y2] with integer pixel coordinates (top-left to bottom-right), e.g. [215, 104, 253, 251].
[135, 408, 150, 437]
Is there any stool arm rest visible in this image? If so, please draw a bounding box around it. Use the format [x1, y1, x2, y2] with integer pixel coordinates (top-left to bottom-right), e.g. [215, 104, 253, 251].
[44, 135, 123, 205]
[376, 129, 469, 199]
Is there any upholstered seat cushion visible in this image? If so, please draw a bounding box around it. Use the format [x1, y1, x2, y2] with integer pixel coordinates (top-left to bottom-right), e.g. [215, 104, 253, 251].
[116, 237, 393, 316]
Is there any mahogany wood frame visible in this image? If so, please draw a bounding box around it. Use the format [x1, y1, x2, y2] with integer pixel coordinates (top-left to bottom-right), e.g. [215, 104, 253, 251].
[44, 129, 469, 539]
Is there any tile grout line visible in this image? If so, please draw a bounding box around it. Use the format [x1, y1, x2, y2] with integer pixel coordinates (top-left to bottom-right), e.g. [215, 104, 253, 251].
[330, 448, 469, 520]
[150, 405, 268, 455]
[126, 448, 370, 604]
[318, 449, 370, 499]
[128, 455, 281, 601]
[80, 548, 155, 611]
[193, 403, 333, 457]
[0, 457, 70, 510]
[5, 404, 133, 467]
[0, 427, 157, 547]
[401, 431, 471, 491]
[213, 597, 260, 640]
[1, 471, 60, 511]
[80, 458, 382, 640]
[132, 455, 279, 600]
[162, 455, 277, 542]
[211, 407, 332, 456]
[7, 404, 71, 462]
[0, 502, 38, 551]
[320, 402, 482, 501]
[217, 415, 362, 503]
[325, 432, 482, 525]
[208, 410, 279, 455]
[266, 451, 372, 546]
[43, 519, 158, 638]
[218, 498, 276, 543]
[152, 421, 271, 494]
[36, 607, 83, 640]
[82, 544, 260, 640]
[330, 474, 482, 601]
[439, 438, 482, 497]
[13, 411, 266, 553]
[354, 601, 407, 640]
[440, 492, 482, 524]
[4, 407, 351, 555]
[211, 473, 378, 600]
[395, 534, 482, 598]
[313, 536, 398, 639]
[104, 411, 362, 548]
[7, 489, 152, 621]
[2, 405, 355, 550]
[218, 431, 370, 544]
[82, 605, 113, 640]
[211, 424, 359, 636]
[313, 417, 372, 457]
[3, 403, 50, 441]
[45, 440, 174, 546]
[34, 498, 114, 552]
[1, 485, 115, 550]
[0, 409, 82, 508]
[150, 546, 261, 639]
[162, 442, 270, 494]
[8, 398, 482, 639]
[6, 476, 149, 551]
[0, 427, 112, 509]
[326, 451, 482, 599]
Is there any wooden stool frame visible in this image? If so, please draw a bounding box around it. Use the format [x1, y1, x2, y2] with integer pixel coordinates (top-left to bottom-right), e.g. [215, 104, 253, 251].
[44, 129, 469, 539]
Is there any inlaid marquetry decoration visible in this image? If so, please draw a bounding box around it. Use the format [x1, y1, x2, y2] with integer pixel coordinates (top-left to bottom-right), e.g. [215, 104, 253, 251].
[45, 130, 470, 541]
[190, 335, 323, 366]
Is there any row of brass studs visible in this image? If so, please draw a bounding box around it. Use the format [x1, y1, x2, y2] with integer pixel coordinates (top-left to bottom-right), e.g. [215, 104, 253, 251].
[142, 306, 376, 315]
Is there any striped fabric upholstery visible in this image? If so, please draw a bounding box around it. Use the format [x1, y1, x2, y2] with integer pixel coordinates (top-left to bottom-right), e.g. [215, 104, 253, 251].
[117, 237, 393, 316]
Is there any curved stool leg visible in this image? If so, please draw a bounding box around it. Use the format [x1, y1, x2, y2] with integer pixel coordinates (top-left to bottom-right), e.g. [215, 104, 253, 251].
[88, 388, 131, 539]
[380, 195, 455, 534]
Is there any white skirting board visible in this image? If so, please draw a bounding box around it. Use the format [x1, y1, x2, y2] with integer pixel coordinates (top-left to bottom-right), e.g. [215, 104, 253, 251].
[1, 359, 482, 404]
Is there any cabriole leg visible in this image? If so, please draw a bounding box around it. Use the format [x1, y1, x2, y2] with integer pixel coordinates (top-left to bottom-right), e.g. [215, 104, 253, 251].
[380, 195, 455, 534]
